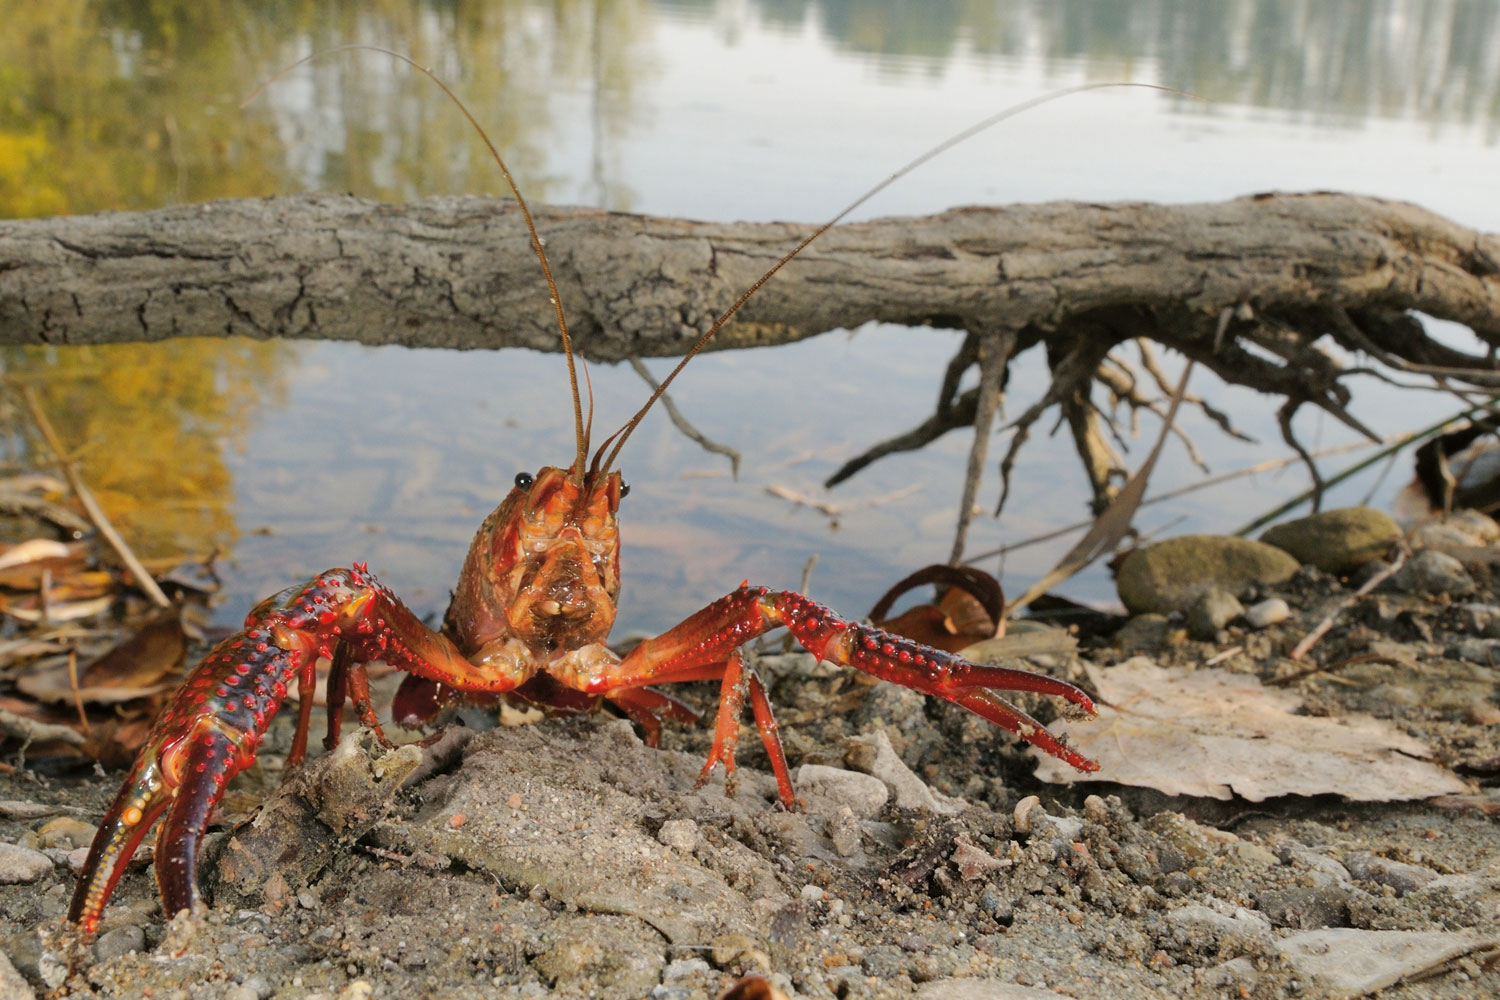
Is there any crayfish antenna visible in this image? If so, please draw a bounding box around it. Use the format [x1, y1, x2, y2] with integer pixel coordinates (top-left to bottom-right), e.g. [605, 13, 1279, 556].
[243, 44, 592, 481]
[594, 81, 1203, 476]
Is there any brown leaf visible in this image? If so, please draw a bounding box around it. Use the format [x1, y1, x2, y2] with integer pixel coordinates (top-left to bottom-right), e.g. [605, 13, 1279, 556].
[1032, 658, 1473, 802]
[82, 608, 187, 690]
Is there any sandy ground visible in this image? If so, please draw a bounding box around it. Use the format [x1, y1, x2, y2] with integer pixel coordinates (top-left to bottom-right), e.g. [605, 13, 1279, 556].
[2, 564, 1498, 1000]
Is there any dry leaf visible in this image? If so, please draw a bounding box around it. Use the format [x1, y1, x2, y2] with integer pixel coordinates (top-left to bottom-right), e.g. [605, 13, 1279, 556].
[1031, 658, 1472, 801]
[0, 538, 74, 572]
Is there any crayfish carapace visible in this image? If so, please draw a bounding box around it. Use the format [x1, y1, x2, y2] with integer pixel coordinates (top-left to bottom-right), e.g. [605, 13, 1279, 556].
[68, 50, 1101, 937]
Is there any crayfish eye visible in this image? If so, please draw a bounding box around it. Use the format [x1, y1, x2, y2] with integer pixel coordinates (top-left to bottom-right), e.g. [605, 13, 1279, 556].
[514, 472, 534, 490]
[619, 481, 630, 499]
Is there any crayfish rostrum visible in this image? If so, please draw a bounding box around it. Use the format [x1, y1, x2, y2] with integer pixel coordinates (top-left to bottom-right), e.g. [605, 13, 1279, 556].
[68, 52, 1099, 938]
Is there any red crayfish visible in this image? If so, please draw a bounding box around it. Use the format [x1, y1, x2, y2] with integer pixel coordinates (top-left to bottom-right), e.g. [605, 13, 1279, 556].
[68, 51, 1099, 937]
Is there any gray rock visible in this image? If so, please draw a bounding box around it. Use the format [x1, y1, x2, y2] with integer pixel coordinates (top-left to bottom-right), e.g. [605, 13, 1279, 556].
[657, 819, 698, 852]
[1256, 885, 1351, 929]
[1409, 509, 1500, 549]
[1222, 841, 1279, 869]
[794, 764, 890, 818]
[1165, 903, 1273, 949]
[1261, 507, 1400, 573]
[1455, 602, 1500, 637]
[1245, 597, 1292, 629]
[915, 979, 1072, 999]
[92, 924, 146, 962]
[825, 807, 862, 858]
[1114, 613, 1174, 653]
[0, 950, 34, 1000]
[0, 842, 52, 884]
[1390, 549, 1475, 595]
[1345, 851, 1439, 895]
[1451, 637, 1500, 664]
[1275, 845, 1352, 886]
[1116, 536, 1299, 615]
[1186, 588, 1244, 640]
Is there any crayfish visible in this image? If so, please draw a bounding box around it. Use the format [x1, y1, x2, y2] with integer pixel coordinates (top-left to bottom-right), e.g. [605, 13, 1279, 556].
[67, 51, 1099, 938]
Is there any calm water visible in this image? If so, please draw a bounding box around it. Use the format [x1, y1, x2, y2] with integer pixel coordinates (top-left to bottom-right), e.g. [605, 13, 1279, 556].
[4, 1, 1498, 633]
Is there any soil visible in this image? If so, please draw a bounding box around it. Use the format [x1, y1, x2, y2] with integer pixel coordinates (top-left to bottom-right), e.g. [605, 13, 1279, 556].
[2, 563, 1498, 1000]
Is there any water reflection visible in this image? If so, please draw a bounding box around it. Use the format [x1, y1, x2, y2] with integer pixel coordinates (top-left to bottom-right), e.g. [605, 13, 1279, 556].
[0, 0, 1495, 631]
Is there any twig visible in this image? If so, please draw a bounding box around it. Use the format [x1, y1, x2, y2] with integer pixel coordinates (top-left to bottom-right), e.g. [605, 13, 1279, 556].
[1234, 394, 1500, 536]
[0, 706, 86, 748]
[964, 440, 1377, 564]
[949, 329, 1012, 564]
[1289, 548, 1408, 661]
[14, 384, 171, 609]
[67, 648, 90, 735]
[1006, 360, 1195, 615]
[628, 357, 741, 478]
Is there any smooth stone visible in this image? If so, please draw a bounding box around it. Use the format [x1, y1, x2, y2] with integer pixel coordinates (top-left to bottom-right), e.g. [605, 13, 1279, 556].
[1344, 851, 1438, 895]
[1186, 588, 1244, 640]
[0, 842, 53, 884]
[794, 764, 890, 819]
[1261, 507, 1400, 573]
[1389, 549, 1475, 596]
[1245, 597, 1292, 628]
[1114, 613, 1175, 653]
[1116, 536, 1299, 615]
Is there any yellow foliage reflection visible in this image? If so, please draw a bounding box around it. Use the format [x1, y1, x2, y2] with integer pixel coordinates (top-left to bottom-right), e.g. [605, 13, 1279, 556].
[6, 339, 293, 559]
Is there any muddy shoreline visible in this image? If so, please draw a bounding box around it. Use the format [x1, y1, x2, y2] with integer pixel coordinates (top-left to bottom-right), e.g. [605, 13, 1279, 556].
[2, 522, 1499, 1000]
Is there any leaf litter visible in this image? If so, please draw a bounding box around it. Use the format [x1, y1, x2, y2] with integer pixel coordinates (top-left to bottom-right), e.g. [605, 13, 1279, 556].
[1032, 658, 1472, 801]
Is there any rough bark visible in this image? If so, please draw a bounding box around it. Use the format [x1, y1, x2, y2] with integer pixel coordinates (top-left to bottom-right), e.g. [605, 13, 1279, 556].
[1, 192, 1495, 364]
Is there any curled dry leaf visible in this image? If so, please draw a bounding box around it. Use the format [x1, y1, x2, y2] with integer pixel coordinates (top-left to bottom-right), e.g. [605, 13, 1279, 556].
[14, 610, 186, 707]
[1031, 658, 1472, 802]
[868, 564, 1004, 653]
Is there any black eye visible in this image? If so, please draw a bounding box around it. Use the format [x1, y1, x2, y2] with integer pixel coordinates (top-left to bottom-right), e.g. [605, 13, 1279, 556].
[514, 472, 534, 489]
[619, 481, 630, 498]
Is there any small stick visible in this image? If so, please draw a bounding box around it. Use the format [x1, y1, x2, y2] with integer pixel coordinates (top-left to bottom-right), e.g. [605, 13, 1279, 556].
[0, 706, 86, 748]
[1289, 548, 1408, 661]
[627, 357, 741, 478]
[66, 648, 90, 735]
[15, 385, 171, 609]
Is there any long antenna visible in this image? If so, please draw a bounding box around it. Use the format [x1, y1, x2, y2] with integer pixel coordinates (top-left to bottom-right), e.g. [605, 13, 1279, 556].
[242, 44, 591, 480]
[595, 82, 1200, 476]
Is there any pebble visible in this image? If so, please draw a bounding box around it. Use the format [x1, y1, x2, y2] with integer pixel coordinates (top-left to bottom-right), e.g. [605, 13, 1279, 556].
[1344, 851, 1438, 895]
[1455, 602, 1500, 637]
[35, 817, 97, 851]
[661, 958, 711, 982]
[0, 842, 53, 884]
[1390, 549, 1475, 596]
[794, 764, 889, 818]
[1256, 885, 1352, 929]
[239, 975, 274, 999]
[1186, 588, 1244, 640]
[92, 924, 145, 962]
[1275, 845, 1352, 885]
[657, 819, 698, 852]
[0, 950, 33, 1000]
[1222, 841, 1279, 869]
[1450, 638, 1500, 665]
[1114, 613, 1175, 653]
[825, 807, 862, 858]
[1245, 597, 1292, 628]
[1165, 903, 1273, 948]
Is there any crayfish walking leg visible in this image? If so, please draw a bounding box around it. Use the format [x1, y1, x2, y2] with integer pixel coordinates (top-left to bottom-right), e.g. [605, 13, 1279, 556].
[594, 585, 1099, 809]
[68, 565, 497, 935]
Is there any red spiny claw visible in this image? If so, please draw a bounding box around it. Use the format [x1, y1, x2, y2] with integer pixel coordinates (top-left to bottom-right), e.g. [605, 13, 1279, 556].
[69, 565, 478, 935]
[764, 589, 1100, 772]
[68, 635, 300, 934]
